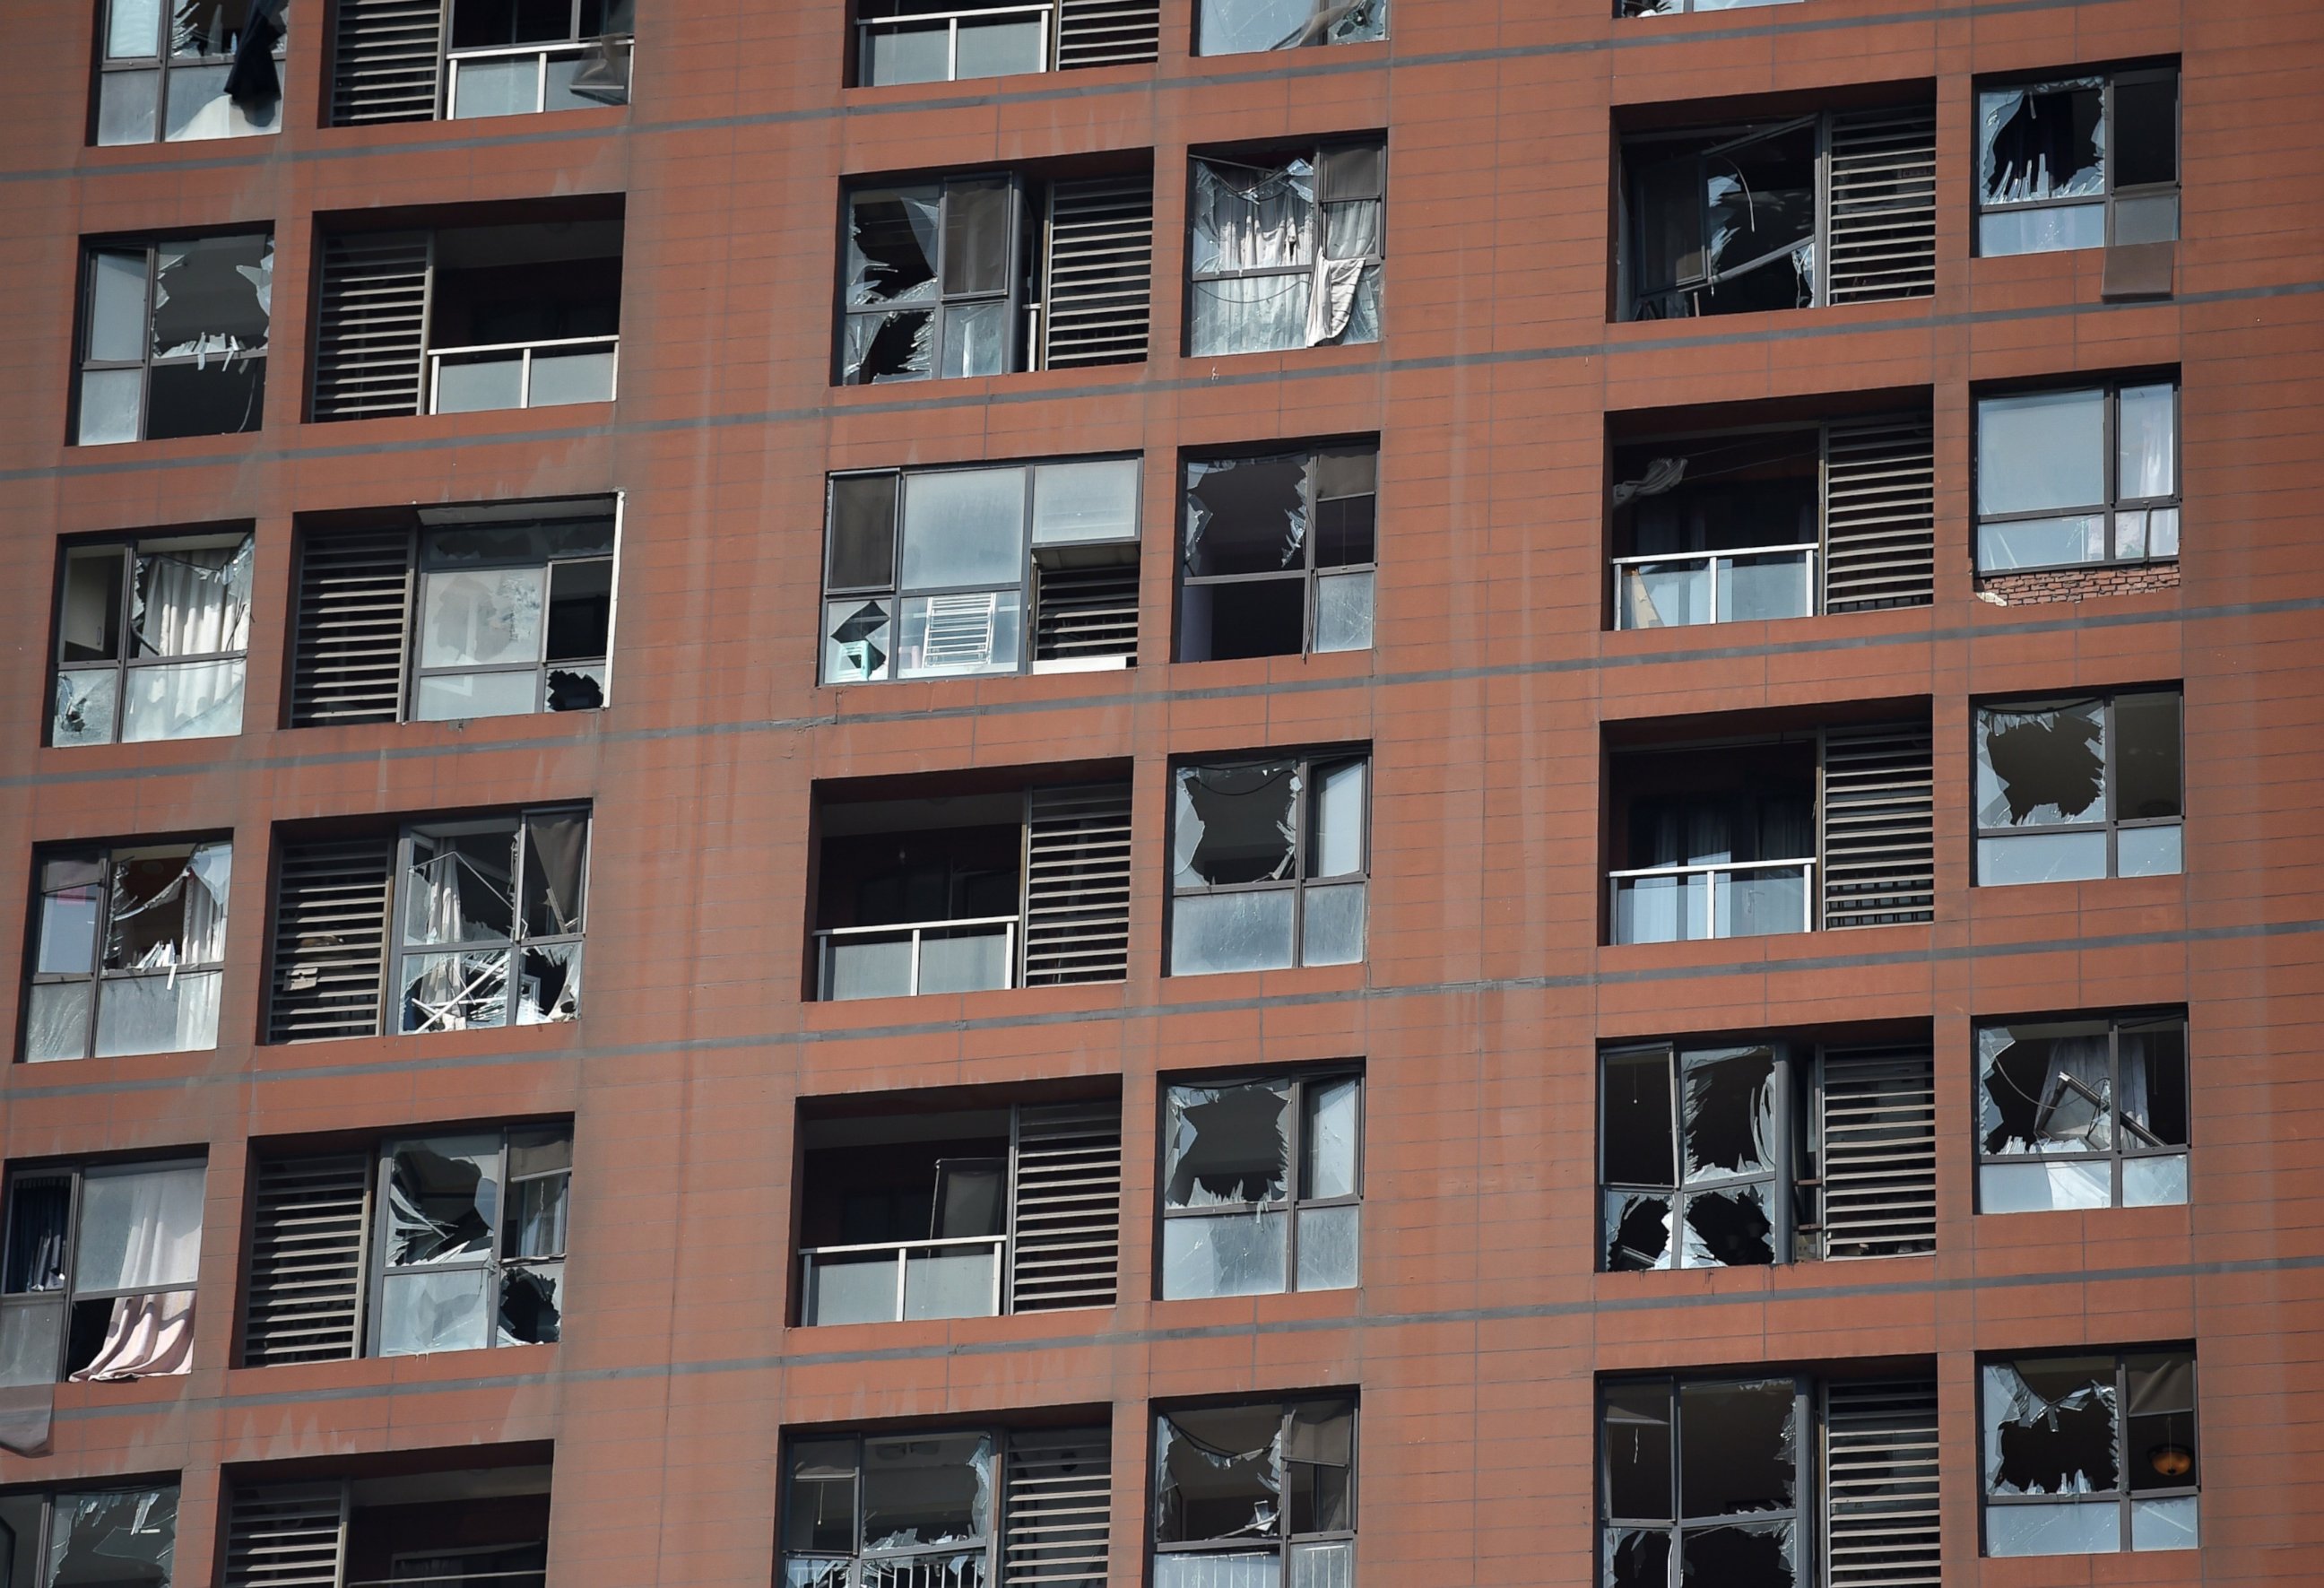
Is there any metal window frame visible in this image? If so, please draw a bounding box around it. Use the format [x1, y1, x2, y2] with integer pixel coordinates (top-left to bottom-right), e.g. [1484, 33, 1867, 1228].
[1977, 1347, 2200, 1554]
[1150, 1397, 1360, 1574]
[839, 175, 1030, 385]
[1191, 0, 1387, 56]
[853, 0, 1059, 85]
[1176, 440, 1380, 661]
[1166, 750, 1373, 973]
[362, 1124, 570, 1357]
[74, 234, 273, 444]
[439, 0, 633, 116]
[1972, 68, 2182, 256]
[1972, 1009, 2190, 1211]
[91, 0, 288, 145]
[1597, 1041, 1796, 1272]
[0, 1158, 206, 1384]
[1971, 690, 2184, 882]
[1157, 1067, 1366, 1297]
[1606, 421, 1825, 628]
[1598, 1373, 1816, 1582]
[1973, 378, 2182, 571]
[780, 1427, 1006, 1583]
[386, 803, 592, 1036]
[1185, 141, 1387, 350]
[0, 1481, 184, 1587]
[409, 521, 616, 716]
[1617, 0, 1802, 13]
[1622, 113, 1831, 319]
[48, 530, 256, 747]
[23, 837, 233, 1063]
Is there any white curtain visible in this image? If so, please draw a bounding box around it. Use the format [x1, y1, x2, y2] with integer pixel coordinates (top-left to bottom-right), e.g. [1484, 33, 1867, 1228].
[132, 539, 251, 657]
[1190, 161, 1317, 356]
[71, 1291, 195, 1382]
[68, 1166, 204, 1382]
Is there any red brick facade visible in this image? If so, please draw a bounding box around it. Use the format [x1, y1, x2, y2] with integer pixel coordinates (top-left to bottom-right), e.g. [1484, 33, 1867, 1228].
[1979, 561, 2184, 606]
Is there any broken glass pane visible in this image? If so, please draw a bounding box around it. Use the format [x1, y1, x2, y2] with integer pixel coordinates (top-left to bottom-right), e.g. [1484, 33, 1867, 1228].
[521, 812, 589, 937]
[863, 1432, 991, 1549]
[1979, 82, 2104, 208]
[1704, 124, 1815, 282]
[151, 235, 271, 358]
[1163, 1210, 1288, 1298]
[121, 659, 245, 741]
[25, 984, 94, 1063]
[401, 948, 510, 1030]
[2120, 1155, 2187, 1207]
[421, 567, 545, 671]
[1977, 699, 2105, 829]
[386, 1135, 501, 1266]
[1156, 1405, 1284, 1543]
[1977, 1021, 2112, 1156]
[785, 1439, 860, 1553]
[1185, 454, 1309, 577]
[1294, 1204, 1358, 1290]
[1601, 1382, 1672, 1520]
[1678, 1379, 1795, 1515]
[1199, 0, 1383, 54]
[846, 188, 941, 307]
[1977, 389, 2104, 516]
[1313, 571, 1374, 653]
[1603, 1191, 1672, 1271]
[900, 467, 1028, 589]
[825, 598, 894, 682]
[1681, 1046, 1776, 1181]
[843, 308, 933, 384]
[378, 1268, 492, 1355]
[1165, 1082, 1291, 1208]
[516, 943, 581, 1024]
[1176, 763, 1299, 886]
[47, 1488, 177, 1588]
[1983, 1358, 2118, 1497]
[1679, 1522, 1795, 1587]
[103, 843, 229, 971]
[498, 1263, 561, 1344]
[92, 970, 221, 1057]
[1604, 1527, 1671, 1588]
[1682, 1183, 1773, 1267]
[405, 824, 519, 945]
[1300, 881, 1366, 966]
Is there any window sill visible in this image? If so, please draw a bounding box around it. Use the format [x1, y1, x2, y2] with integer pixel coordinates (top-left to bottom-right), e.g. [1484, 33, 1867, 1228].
[222, 1341, 556, 1395]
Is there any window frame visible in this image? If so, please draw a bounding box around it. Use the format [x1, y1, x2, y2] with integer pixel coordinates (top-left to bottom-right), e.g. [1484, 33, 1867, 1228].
[1973, 1009, 2190, 1211]
[1166, 750, 1372, 975]
[1972, 690, 2183, 884]
[364, 1124, 572, 1357]
[1973, 66, 2181, 256]
[1176, 440, 1379, 661]
[1192, 0, 1386, 56]
[1620, 113, 1827, 320]
[838, 175, 1029, 386]
[441, 0, 637, 119]
[1598, 1041, 1798, 1273]
[1150, 1397, 1358, 1581]
[0, 1482, 183, 1588]
[1973, 378, 2181, 573]
[0, 1158, 205, 1385]
[93, 0, 286, 146]
[1158, 1067, 1365, 1299]
[780, 1427, 1002, 1583]
[24, 838, 232, 1063]
[1617, 0, 1800, 13]
[49, 530, 256, 748]
[1979, 1347, 2200, 1556]
[852, 0, 1058, 87]
[74, 233, 273, 446]
[388, 804, 591, 1035]
[410, 519, 616, 719]
[1185, 140, 1387, 357]
[1598, 1373, 1815, 1584]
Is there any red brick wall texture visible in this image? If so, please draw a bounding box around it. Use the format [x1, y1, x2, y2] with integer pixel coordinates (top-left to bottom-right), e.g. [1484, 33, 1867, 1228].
[3, 0, 2323, 1584]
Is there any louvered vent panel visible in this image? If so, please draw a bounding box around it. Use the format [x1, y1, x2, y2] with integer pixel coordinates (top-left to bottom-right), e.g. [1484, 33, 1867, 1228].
[1042, 178, 1153, 369]
[1818, 1046, 1937, 1261]
[1820, 725, 1934, 929]
[224, 1483, 349, 1588]
[1823, 1378, 1942, 1588]
[1009, 1103, 1122, 1313]
[1035, 561, 1139, 665]
[1823, 416, 1934, 612]
[269, 838, 395, 1044]
[1825, 106, 1937, 305]
[291, 528, 413, 726]
[243, 1155, 371, 1366]
[1055, 0, 1158, 68]
[332, 0, 444, 125]
[310, 233, 431, 422]
[1002, 1428, 1112, 1586]
[1021, 785, 1132, 987]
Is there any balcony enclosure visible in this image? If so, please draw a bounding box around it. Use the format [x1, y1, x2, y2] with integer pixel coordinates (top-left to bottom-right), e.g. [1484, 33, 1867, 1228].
[1609, 742, 1816, 943]
[226, 1462, 551, 1588]
[853, 0, 1161, 85]
[428, 222, 621, 412]
[1612, 430, 1817, 628]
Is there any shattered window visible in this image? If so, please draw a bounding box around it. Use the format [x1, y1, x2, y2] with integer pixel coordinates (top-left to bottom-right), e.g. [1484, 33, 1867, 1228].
[1152, 1399, 1355, 1588]
[1977, 68, 2179, 256]
[1609, 429, 1818, 629]
[1180, 442, 1377, 661]
[413, 515, 614, 720]
[820, 456, 1140, 683]
[1624, 117, 1817, 320]
[1188, 142, 1383, 358]
[0, 1160, 204, 1388]
[855, 0, 1052, 86]
[96, 0, 285, 145]
[446, 0, 635, 119]
[1601, 1375, 1805, 1588]
[1160, 1071, 1362, 1298]
[1170, 752, 1370, 975]
[841, 178, 1022, 384]
[1981, 1349, 2198, 1556]
[1195, 0, 1383, 56]
[1600, 1044, 1788, 1271]
[375, 1124, 570, 1355]
[75, 233, 273, 446]
[394, 806, 588, 1033]
[781, 1430, 995, 1584]
[1974, 690, 2181, 885]
[1976, 380, 2179, 572]
[50, 532, 253, 747]
[0, 1487, 179, 1587]
[24, 839, 230, 1062]
[1977, 1012, 2189, 1212]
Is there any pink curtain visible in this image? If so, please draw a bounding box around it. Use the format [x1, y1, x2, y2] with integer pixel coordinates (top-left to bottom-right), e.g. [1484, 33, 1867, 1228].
[69, 1290, 195, 1382]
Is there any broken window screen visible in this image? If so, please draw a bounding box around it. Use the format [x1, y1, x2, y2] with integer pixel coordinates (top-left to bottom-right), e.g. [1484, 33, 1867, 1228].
[1153, 1399, 1355, 1587]
[447, 0, 637, 119]
[1976, 1012, 2189, 1212]
[76, 234, 273, 446]
[842, 178, 1021, 384]
[1601, 1375, 1804, 1588]
[1609, 429, 1818, 629]
[821, 456, 1139, 683]
[1974, 691, 2181, 886]
[1188, 142, 1383, 357]
[1982, 1349, 2198, 1556]
[1600, 1044, 1786, 1271]
[1625, 118, 1817, 320]
[394, 806, 587, 1033]
[1978, 70, 2179, 256]
[0, 1487, 181, 1588]
[1171, 753, 1369, 975]
[413, 515, 614, 719]
[24, 840, 230, 1063]
[1976, 381, 2179, 571]
[0, 1161, 204, 1387]
[52, 533, 254, 747]
[781, 1430, 995, 1584]
[1180, 443, 1377, 661]
[97, 0, 284, 145]
[1160, 1072, 1362, 1298]
[374, 1124, 571, 1355]
[1195, 0, 1383, 56]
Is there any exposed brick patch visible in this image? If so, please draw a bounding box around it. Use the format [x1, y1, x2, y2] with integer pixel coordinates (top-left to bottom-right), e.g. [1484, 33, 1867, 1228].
[1975, 562, 2181, 606]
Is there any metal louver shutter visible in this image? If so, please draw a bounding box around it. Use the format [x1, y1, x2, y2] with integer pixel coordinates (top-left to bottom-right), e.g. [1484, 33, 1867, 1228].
[291, 528, 414, 726]
[1034, 562, 1139, 667]
[1054, 0, 1158, 68]
[1002, 1428, 1112, 1587]
[1021, 785, 1133, 986]
[1819, 725, 1934, 929]
[1824, 106, 1937, 305]
[332, 0, 445, 125]
[1821, 416, 1934, 612]
[310, 233, 432, 422]
[269, 838, 395, 1043]
[1817, 1046, 1937, 1261]
[1821, 1378, 1941, 1588]
[223, 1482, 350, 1588]
[243, 1154, 373, 1366]
[1042, 178, 1153, 369]
[1008, 1103, 1122, 1313]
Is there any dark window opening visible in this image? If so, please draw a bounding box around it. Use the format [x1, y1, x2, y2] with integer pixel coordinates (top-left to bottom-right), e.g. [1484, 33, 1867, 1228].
[1179, 442, 1376, 660]
[0, 1485, 180, 1586]
[1608, 741, 1814, 943]
[425, 221, 622, 412]
[76, 233, 273, 445]
[1981, 1349, 2198, 1556]
[1976, 1011, 2189, 1212]
[1611, 430, 1817, 627]
[1974, 690, 2181, 885]
[1976, 68, 2179, 256]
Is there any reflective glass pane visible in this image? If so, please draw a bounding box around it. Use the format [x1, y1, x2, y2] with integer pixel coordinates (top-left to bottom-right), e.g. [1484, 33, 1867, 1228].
[940, 299, 1009, 377]
[452, 56, 540, 119]
[896, 588, 1023, 678]
[378, 1268, 493, 1355]
[435, 353, 525, 412]
[2119, 825, 2181, 877]
[2111, 193, 2177, 246]
[1613, 872, 1704, 944]
[108, 0, 163, 57]
[89, 254, 150, 362]
[1171, 889, 1295, 976]
[92, 970, 221, 1056]
[528, 348, 616, 405]
[823, 597, 893, 683]
[25, 983, 94, 1063]
[901, 1245, 1000, 1318]
[900, 468, 1027, 588]
[823, 935, 915, 1002]
[1979, 831, 2110, 886]
[1713, 865, 1808, 938]
[36, 859, 102, 975]
[1980, 203, 2105, 256]
[1980, 1159, 2111, 1214]
[915, 925, 1011, 995]
[1160, 1210, 1288, 1298]
[120, 658, 245, 741]
[74, 1164, 204, 1289]
[1313, 569, 1374, 652]
[1299, 881, 1366, 966]
[400, 948, 512, 1031]
[2119, 384, 2177, 499]
[864, 20, 949, 85]
[802, 1248, 898, 1324]
[1031, 458, 1140, 546]
[97, 70, 160, 145]
[78, 368, 144, 447]
[1979, 388, 2105, 515]
[1189, 272, 1310, 358]
[2122, 1154, 2188, 1208]
[1294, 1203, 1358, 1290]
[1617, 561, 1710, 629]
[1717, 551, 1812, 621]
[1984, 1499, 2119, 1556]
[1307, 760, 1366, 878]
[52, 671, 119, 747]
[1979, 514, 2106, 571]
[1304, 1079, 1361, 1200]
[0, 1303, 64, 1387]
[954, 15, 1045, 79]
[415, 670, 540, 721]
[165, 61, 277, 140]
[2130, 1495, 2198, 1550]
